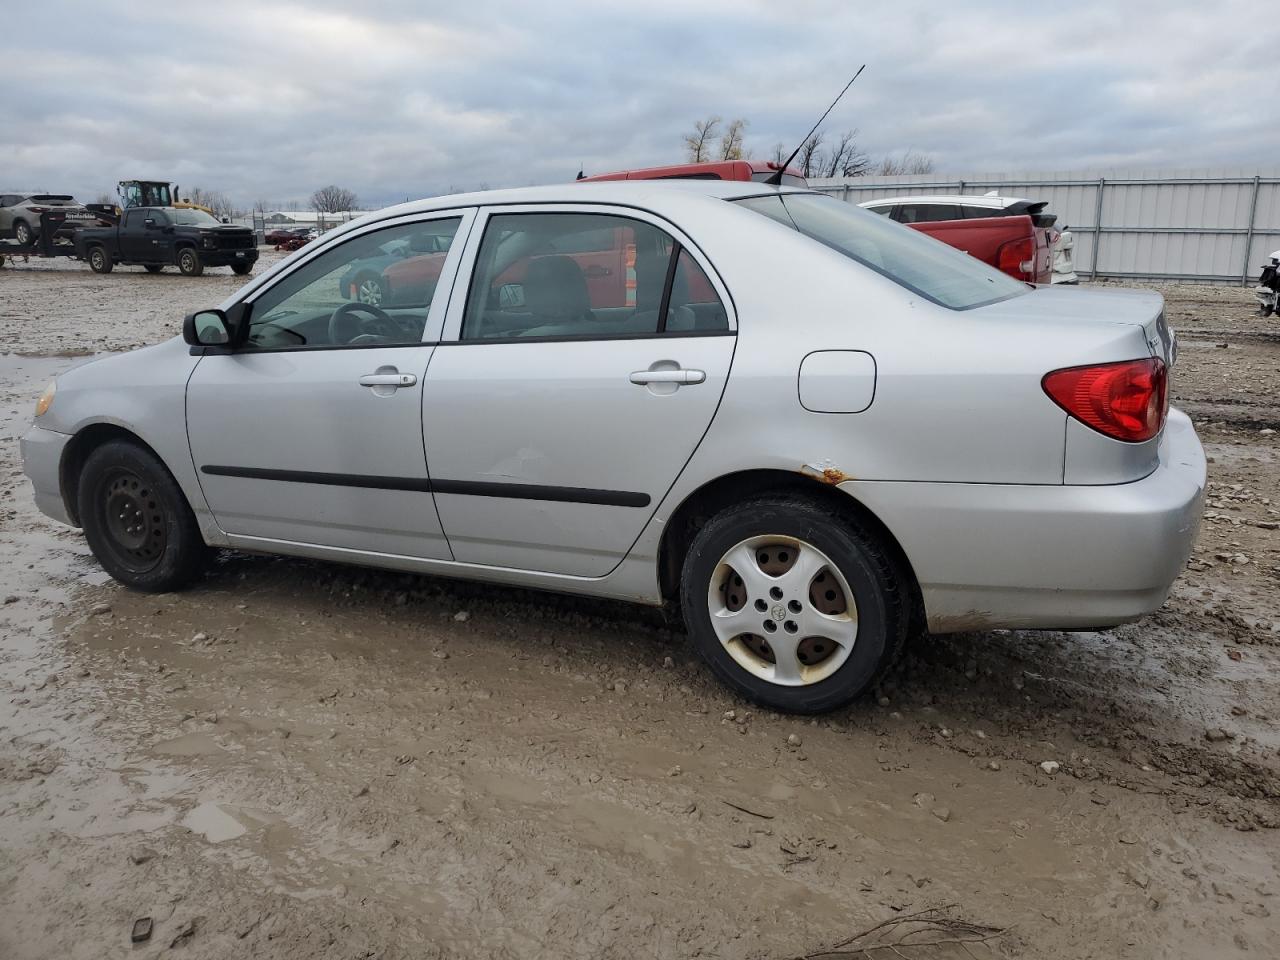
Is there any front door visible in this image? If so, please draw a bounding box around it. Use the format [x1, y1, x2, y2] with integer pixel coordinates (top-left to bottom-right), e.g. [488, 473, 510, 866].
[422, 207, 735, 577]
[186, 211, 472, 559]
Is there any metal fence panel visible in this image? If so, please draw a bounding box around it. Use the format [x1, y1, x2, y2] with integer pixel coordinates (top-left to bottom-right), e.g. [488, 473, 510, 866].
[808, 167, 1280, 284]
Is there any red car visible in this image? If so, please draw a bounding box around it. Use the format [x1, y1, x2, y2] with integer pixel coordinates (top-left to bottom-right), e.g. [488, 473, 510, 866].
[859, 195, 1058, 284]
[578, 159, 807, 187]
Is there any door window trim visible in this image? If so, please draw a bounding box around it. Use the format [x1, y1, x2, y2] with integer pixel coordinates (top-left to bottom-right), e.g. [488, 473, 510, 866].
[227, 208, 478, 352]
[438, 202, 736, 344]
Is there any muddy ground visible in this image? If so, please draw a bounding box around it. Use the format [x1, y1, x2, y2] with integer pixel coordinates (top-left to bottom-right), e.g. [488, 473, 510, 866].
[1, 257, 1278, 959]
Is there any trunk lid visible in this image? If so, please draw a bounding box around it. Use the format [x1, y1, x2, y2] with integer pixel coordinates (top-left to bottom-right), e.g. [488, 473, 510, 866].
[977, 285, 1174, 367]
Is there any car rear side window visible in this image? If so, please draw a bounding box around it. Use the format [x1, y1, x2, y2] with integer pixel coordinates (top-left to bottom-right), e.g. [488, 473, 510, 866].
[460, 212, 727, 340]
[896, 203, 962, 223]
[736, 193, 1027, 310]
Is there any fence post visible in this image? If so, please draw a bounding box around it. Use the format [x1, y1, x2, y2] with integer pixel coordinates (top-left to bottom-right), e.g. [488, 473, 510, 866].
[1241, 174, 1261, 286]
[1089, 178, 1106, 280]
[957, 180, 965, 196]
[843, 184, 851, 203]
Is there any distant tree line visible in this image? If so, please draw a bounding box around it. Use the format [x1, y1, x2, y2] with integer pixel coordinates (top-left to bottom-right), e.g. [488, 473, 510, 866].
[684, 115, 935, 178]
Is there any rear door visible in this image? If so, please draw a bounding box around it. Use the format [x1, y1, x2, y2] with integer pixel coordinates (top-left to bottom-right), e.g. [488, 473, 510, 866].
[121, 208, 154, 260]
[421, 205, 735, 577]
[185, 211, 474, 558]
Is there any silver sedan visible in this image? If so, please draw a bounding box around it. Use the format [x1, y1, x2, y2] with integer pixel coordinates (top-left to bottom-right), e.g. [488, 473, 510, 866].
[20, 181, 1205, 712]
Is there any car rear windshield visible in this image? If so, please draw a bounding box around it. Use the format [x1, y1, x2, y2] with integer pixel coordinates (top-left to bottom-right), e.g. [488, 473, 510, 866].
[735, 193, 1028, 310]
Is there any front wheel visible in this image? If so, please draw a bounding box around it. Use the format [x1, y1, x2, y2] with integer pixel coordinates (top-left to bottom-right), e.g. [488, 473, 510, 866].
[87, 246, 113, 273]
[77, 440, 207, 592]
[231, 261, 253, 276]
[679, 496, 906, 713]
[177, 248, 204, 276]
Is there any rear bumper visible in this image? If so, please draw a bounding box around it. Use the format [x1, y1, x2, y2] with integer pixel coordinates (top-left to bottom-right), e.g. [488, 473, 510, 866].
[19, 424, 73, 526]
[844, 407, 1206, 632]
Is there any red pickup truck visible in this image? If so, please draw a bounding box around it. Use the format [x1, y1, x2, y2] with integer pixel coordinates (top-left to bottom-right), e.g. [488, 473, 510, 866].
[858, 194, 1057, 284]
[579, 163, 1056, 284]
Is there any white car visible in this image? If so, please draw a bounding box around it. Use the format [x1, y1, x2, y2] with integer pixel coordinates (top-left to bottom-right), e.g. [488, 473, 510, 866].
[858, 192, 1054, 225]
[20, 181, 1204, 713]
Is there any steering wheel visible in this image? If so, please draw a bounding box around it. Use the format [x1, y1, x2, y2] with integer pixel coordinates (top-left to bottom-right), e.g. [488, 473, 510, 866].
[328, 301, 396, 345]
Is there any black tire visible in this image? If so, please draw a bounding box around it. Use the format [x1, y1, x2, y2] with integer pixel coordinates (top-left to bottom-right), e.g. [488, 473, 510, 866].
[144, 263, 164, 274]
[87, 245, 113, 273]
[13, 220, 33, 246]
[177, 247, 204, 276]
[231, 261, 253, 276]
[77, 440, 207, 592]
[679, 496, 906, 713]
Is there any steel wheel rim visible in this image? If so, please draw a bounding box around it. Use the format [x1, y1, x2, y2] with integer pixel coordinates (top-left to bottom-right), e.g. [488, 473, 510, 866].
[706, 535, 858, 687]
[357, 278, 383, 305]
[91, 249, 104, 269]
[181, 252, 194, 271]
[100, 470, 166, 571]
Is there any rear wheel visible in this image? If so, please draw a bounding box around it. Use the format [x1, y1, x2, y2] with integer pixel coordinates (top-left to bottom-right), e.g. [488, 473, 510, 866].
[13, 220, 33, 246]
[679, 496, 906, 713]
[177, 248, 203, 276]
[77, 440, 207, 592]
[144, 264, 164, 274]
[87, 246, 113, 273]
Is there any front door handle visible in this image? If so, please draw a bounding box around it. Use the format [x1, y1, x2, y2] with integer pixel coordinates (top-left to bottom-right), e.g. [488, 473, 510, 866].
[629, 369, 705, 385]
[359, 372, 417, 387]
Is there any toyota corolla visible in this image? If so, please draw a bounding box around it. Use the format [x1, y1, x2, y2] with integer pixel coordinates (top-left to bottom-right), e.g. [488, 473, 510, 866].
[20, 181, 1205, 713]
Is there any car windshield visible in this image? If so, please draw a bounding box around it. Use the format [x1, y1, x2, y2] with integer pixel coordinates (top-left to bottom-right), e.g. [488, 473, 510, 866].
[168, 209, 220, 226]
[735, 192, 1029, 310]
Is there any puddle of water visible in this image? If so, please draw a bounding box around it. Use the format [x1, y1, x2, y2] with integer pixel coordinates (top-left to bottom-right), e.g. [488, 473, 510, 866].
[182, 801, 280, 844]
[151, 732, 229, 758]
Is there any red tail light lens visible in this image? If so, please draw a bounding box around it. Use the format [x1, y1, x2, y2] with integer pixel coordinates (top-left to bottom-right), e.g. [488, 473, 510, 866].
[997, 236, 1035, 280]
[1042, 357, 1168, 442]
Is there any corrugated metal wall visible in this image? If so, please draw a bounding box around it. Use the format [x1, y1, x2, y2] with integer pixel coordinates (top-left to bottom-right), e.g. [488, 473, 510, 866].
[807, 168, 1280, 284]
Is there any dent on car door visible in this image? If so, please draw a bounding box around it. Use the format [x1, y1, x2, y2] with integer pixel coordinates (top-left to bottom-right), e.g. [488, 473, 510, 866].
[185, 211, 474, 559]
[421, 207, 735, 577]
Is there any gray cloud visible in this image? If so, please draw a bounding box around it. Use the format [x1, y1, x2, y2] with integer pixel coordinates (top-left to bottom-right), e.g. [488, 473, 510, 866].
[3, 0, 1277, 210]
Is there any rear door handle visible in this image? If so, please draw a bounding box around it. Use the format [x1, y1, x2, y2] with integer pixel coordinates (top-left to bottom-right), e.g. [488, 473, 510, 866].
[629, 369, 705, 385]
[359, 372, 417, 387]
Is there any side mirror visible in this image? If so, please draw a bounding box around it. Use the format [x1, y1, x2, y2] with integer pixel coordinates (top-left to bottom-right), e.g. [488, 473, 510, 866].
[184, 309, 231, 347]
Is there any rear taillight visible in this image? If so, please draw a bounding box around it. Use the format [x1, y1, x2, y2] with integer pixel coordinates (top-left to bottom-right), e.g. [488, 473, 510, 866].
[997, 236, 1035, 280]
[1042, 357, 1168, 443]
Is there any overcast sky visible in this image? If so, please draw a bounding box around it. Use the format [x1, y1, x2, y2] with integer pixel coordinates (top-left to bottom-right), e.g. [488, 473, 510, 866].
[4, 0, 1278, 210]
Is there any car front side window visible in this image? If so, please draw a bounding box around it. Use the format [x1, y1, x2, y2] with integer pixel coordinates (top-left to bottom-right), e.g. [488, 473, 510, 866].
[244, 217, 462, 351]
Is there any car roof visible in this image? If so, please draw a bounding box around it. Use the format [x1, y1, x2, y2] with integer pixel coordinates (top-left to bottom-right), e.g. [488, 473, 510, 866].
[859, 194, 1029, 209]
[365, 180, 809, 221]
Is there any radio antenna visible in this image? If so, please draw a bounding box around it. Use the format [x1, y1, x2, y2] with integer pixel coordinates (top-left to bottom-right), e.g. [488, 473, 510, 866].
[766, 64, 866, 186]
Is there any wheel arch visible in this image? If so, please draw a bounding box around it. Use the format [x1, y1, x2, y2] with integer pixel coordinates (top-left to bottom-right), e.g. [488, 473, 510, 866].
[656, 469, 924, 626]
[60, 422, 169, 526]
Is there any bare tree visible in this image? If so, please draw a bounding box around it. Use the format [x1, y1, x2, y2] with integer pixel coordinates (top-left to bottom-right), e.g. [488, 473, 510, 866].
[684, 116, 721, 163]
[94, 192, 113, 205]
[818, 130, 870, 178]
[874, 150, 937, 175]
[311, 185, 359, 213]
[185, 187, 234, 219]
[718, 118, 748, 161]
[796, 132, 824, 178]
[769, 142, 787, 166]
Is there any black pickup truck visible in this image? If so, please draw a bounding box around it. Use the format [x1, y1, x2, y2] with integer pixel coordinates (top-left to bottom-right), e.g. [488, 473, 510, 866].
[75, 206, 258, 276]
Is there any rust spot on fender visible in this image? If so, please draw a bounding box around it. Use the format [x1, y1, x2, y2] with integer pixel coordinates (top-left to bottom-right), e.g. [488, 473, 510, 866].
[800, 461, 852, 485]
